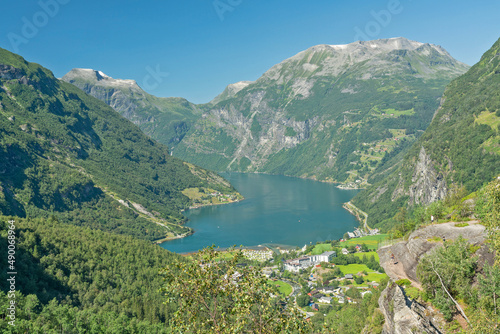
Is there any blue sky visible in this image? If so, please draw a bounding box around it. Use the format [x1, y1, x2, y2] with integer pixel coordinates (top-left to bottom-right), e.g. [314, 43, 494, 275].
[1, 0, 499, 103]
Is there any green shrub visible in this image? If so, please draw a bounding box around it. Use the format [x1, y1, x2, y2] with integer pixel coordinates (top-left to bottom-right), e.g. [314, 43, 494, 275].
[395, 279, 412, 288]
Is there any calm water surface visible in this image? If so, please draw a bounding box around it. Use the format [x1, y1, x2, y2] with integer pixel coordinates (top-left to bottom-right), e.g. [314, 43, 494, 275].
[160, 173, 359, 253]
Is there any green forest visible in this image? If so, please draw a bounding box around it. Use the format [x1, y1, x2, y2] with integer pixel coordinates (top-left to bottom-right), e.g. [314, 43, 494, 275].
[0, 47, 239, 241]
[0, 215, 179, 333]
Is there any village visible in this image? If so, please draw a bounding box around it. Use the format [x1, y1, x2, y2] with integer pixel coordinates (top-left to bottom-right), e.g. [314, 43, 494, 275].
[346, 226, 380, 239]
[182, 187, 243, 209]
[236, 233, 387, 318]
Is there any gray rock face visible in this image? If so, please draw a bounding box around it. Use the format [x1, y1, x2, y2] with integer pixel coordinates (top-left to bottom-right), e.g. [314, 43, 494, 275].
[408, 147, 449, 206]
[379, 221, 487, 284]
[378, 221, 491, 334]
[380, 283, 443, 334]
[183, 99, 319, 170]
[62, 69, 147, 124]
[211, 81, 254, 105]
[175, 38, 469, 181]
[62, 69, 200, 146]
[390, 146, 449, 206]
[0, 65, 24, 80]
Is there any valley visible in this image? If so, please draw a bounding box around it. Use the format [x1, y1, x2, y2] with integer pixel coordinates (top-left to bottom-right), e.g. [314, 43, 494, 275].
[64, 38, 470, 189]
[161, 172, 360, 254]
[0, 29, 499, 333]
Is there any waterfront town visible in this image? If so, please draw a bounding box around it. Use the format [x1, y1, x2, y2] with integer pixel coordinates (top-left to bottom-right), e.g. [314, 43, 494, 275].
[229, 228, 386, 319]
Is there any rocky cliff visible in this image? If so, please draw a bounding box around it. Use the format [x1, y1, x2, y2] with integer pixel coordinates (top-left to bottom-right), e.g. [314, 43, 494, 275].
[377, 221, 491, 333]
[62, 68, 201, 147]
[378, 221, 487, 285]
[174, 38, 469, 184]
[379, 283, 444, 334]
[352, 37, 500, 230]
[390, 147, 450, 206]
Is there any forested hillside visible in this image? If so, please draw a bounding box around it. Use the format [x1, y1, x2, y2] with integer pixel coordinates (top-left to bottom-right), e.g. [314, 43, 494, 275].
[0, 48, 239, 241]
[0, 216, 180, 333]
[353, 37, 500, 231]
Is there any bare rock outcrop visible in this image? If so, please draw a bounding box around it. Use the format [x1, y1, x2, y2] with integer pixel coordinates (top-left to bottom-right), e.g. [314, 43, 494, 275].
[377, 222, 489, 333]
[408, 147, 449, 206]
[380, 283, 443, 334]
[379, 221, 487, 285]
[0, 65, 24, 80]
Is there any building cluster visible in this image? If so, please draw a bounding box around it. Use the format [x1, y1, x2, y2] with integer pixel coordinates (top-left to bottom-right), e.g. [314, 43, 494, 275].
[242, 248, 273, 262]
[284, 251, 336, 273]
[209, 191, 238, 202]
[346, 227, 380, 239]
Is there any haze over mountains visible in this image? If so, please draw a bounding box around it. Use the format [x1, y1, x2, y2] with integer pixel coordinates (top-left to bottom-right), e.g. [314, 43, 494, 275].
[64, 37, 470, 188]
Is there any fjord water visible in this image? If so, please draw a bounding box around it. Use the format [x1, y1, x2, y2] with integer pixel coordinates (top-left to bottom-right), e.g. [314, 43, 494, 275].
[161, 173, 359, 253]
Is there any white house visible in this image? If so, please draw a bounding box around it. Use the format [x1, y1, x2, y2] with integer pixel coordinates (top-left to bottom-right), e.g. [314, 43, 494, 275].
[319, 286, 336, 294]
[319, 296, 332, 304]
[284, 256, 312, 273]
[310, 251, 337, 264]
[284, 262, 301, 273]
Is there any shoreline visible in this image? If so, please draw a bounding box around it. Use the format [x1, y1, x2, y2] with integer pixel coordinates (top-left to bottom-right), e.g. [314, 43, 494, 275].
[182, 198, 242, 212]
[157, 174, 368, 250]
[153, 229, 194, 245]
[220, 171, 367, 189]
[159, 196, 244, 245]
[343, 201, 371, 232]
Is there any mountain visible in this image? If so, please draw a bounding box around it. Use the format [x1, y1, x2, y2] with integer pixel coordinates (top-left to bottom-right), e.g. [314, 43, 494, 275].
[0, 48, 240, 241]
[62, 68, 201, 147]
[210, 80, 254, 105]
[352, 37, 500, 231]
[172, 38, 470, 184]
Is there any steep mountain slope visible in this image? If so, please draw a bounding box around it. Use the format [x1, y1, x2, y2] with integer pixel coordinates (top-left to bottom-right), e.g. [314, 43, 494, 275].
[62, 68, 201, 147]
[210, 80, 254, 105]
[173, 38, 469, 184]
[0, 215, 179, 332]
[352, 37, 500, 230]
[0, 48, 239, 241]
